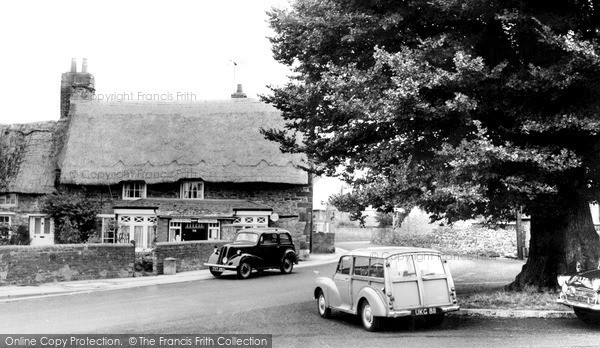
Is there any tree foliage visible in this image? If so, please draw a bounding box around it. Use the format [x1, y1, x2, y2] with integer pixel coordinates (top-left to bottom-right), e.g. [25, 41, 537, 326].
[44, 192, 99, 244]
[264, 0, 600, 287]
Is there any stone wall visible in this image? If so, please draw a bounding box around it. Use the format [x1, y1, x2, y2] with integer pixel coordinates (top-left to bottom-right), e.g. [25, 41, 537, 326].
[312, 233, 336, 254]
[152, 240, 230, 275]
[0, 243, 134, 286]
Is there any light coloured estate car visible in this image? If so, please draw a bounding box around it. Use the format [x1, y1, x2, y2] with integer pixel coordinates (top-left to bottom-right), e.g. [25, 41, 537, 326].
[314, 247, 460, 331]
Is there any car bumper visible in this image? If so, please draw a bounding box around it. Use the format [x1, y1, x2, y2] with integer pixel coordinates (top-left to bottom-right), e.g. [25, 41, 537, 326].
[387, 305, 461, 318]
[557, 298, 600, 310]
[204, 263, 238, 270]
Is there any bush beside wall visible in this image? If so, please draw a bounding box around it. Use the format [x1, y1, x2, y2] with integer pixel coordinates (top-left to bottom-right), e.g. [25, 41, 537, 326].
[0, 244, 135, 286]
[312, 233, 335, 253]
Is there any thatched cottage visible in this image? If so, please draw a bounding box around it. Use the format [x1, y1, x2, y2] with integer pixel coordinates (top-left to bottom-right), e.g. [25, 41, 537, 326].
[0, 60, 312, 250]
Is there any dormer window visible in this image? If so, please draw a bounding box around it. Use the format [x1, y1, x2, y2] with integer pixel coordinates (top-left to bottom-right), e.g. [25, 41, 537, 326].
[123, 182, 146, 200]
[181, 181, 204, 199]
[0, 194, 17, 207]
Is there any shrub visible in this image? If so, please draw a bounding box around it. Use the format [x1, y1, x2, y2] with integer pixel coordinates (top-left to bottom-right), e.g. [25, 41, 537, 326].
[44, 192, 99, 243]
[10, 225, 30, 245]
[0, 223, 10, 245]
[56, 217, 82, 244]
[375, 212, 393, 227]
[0, 223, 30, 245]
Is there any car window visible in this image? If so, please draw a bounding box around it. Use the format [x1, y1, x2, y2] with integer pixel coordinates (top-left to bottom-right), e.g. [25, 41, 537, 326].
[415, 254, 445, 276]
[337, 256, 351, 275]
[279, 233, 292, 244]
[234, 232, 259, 243]
[353, 257, 370, 276]
[260, 233, 278, 245]
[389, 255, 416, 281]
[369, 258, 384, 278]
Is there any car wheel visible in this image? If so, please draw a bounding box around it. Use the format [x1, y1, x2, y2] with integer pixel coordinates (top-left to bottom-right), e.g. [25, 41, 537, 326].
[209, 267, 223, 277]
[237, 261, 252, 279]
[360, 299, 380, 332]
[317, 290, 331, 318]
[574, 307, 600, 324]
[280, 255, 294, 274]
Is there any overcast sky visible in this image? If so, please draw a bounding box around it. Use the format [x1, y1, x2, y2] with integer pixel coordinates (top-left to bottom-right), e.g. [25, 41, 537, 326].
[0, 0, 291, 124]
[0, 0, 346, 206]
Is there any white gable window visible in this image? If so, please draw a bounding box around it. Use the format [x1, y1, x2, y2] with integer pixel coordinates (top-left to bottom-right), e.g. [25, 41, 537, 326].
[233, 210, 271, 230]
[0, 194, 17, 207]
[181, 181, 204, 199]
[122, 182, 146, 200]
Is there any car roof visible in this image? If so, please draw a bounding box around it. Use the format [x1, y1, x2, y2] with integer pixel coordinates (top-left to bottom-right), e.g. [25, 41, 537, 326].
[343, 247, 441, 258]
[236, 227, 290, 235]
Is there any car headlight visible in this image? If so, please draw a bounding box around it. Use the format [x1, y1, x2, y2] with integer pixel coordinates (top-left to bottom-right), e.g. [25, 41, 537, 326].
[557, 275, 571, 293]
[593, 279, 600, 292]
[222, 257, 228, 264]
[557, 275, 571, 287]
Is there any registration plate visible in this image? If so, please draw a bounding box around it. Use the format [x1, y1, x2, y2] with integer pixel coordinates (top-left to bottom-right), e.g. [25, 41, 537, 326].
[412, 308, 438, 316]
[212, 267, 225, 272]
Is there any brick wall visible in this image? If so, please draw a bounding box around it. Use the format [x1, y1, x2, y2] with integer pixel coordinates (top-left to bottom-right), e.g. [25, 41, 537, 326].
[152, 240, 230, 275]
[0, 243, 134, 286]
[312, 233, 336, 254]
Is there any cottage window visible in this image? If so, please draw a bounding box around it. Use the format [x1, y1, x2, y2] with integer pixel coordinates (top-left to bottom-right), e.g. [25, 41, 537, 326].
[0, 215, 11, 225]
[181, 181, 204, 199]
[99, 215, 116, 243]
[122, 182, 146, 200]
[117, 213, 157, 250]
[0, 194, 17, 207]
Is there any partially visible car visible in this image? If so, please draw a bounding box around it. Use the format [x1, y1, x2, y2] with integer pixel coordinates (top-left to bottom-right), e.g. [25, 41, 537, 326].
[557, 262, 600, 324]
[314, 247, 459, 331]
[204, 228, 298, 279]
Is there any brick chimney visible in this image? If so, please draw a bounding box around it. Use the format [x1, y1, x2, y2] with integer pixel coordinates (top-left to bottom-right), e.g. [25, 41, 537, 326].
[60, 58, 95, 118]
[231, 84, 247, 99]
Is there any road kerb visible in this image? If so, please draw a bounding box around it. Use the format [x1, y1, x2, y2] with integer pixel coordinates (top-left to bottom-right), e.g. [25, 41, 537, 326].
[451, 308, 576, 318]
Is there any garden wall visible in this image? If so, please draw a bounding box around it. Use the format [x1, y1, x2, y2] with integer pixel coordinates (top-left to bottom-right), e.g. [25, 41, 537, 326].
[0, 244, 134, 286]
[152, 240, 230, 275]
[334, 227, 376, 242]
[312, 233, 335, 253]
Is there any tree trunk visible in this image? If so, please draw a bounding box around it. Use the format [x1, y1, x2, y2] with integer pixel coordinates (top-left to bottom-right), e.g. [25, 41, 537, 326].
[507, 192, 600, 290]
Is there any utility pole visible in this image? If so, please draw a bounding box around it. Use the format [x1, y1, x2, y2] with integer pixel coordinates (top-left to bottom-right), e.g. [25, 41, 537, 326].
[516, 207, 524, 260]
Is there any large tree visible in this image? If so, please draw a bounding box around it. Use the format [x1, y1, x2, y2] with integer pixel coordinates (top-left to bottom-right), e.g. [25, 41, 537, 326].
[263, 0, 600, 289]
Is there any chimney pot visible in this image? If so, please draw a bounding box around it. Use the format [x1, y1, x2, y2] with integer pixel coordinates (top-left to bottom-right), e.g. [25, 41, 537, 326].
[82, 58, 88, 73]
[231, 84, 247, 98]
[70, 58, 77, 73]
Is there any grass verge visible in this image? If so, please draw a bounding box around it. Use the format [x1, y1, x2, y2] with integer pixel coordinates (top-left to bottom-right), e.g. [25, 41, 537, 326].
[459, 287, 566, 311]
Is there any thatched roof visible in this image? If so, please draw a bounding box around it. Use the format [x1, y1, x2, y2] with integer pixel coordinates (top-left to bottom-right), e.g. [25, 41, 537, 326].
[59, 99, 308, 185]
[0, 121, 59, 194]
[113, 198, 272, 218]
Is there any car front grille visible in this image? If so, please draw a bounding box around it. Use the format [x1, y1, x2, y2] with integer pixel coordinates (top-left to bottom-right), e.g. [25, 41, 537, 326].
[218, 246, 229, 264]
[567, 288, 598, 304]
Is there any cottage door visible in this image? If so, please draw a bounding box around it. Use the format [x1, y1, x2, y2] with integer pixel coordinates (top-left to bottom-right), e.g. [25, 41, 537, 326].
[29, 216, 54, 246]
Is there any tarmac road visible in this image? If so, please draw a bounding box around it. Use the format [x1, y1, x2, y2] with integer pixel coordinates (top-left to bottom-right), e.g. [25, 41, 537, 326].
[4, 241, 597, 347]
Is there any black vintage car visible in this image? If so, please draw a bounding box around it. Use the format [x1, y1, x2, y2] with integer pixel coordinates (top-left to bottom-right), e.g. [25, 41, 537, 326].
[204, 228, 298, 279]
[557, 262, 600, 324]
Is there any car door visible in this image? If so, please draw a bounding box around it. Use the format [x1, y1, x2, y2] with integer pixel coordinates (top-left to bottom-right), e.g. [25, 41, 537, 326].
[415, 254, 452, 307]
[257, 233, 280, 267]
[332, 255, 353, 309]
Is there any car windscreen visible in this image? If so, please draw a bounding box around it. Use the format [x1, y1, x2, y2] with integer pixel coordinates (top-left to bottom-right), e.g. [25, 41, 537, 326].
[234, 232, 259, 243]
[414, 254, 445, 276]
[388, 255, 417, 281]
